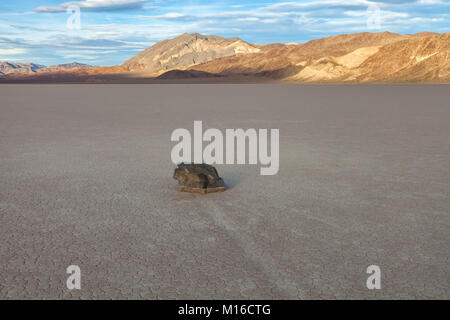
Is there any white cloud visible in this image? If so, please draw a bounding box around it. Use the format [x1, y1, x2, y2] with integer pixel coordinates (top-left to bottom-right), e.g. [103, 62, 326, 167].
[0, 48, 27, 55]
[419, 0, 443, 4]
[344, 10, 369, 17]
[34, 0, 148, 13]
[237, 17, 259, 22]
[261, 19, 280, 24]
[266, 0, 382, 11]
[0, 48, 27, 61]
[62, 54, 98, 60]
[155, 12, 186, 19]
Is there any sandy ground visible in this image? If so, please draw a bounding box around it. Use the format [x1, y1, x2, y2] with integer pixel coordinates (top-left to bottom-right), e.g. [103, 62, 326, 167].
[0, 84, 448, 299]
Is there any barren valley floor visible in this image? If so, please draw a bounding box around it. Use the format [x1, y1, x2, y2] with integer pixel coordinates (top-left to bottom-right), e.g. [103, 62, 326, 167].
[0, 84, 449, 299]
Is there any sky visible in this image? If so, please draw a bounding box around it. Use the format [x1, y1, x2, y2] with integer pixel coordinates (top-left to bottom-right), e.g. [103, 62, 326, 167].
[0, 0, 449, 66]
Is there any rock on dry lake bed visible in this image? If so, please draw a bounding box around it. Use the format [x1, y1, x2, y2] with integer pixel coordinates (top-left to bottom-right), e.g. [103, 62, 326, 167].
[173, 163, 226, 194]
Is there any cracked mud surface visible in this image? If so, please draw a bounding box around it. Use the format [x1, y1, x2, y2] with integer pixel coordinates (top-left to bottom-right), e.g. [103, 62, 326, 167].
[0, 84, 449, 299]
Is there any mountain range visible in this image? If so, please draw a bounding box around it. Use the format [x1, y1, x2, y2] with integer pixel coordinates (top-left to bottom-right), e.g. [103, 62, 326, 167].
[1, 31, 449, 83]
[0, 62, 93, 75]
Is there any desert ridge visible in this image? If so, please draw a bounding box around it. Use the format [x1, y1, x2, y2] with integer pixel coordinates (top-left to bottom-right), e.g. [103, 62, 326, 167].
[1, 31, 449, 83]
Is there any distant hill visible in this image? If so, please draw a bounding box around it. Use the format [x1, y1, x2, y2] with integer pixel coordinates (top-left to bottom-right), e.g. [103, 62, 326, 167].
[0, 61, 93, 75]
[0, 62, 46, 75]
[40, 62, 93, 73]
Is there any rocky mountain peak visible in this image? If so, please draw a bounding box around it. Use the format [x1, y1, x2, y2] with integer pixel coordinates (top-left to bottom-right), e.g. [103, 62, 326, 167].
[121, 32, 260, 74]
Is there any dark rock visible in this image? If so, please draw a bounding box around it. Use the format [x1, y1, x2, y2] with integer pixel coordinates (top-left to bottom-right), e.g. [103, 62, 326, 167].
[173, 163, 226, 194]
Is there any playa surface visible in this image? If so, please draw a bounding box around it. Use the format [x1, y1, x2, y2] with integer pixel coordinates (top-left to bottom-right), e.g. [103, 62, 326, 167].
[0, 84, 448, 299]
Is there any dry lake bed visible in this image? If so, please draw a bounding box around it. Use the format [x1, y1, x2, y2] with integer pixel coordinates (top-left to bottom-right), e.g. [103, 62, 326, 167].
[0, 84, 449, 299]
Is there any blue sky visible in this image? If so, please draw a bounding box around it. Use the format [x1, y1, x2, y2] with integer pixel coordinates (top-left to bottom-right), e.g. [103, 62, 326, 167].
[0, 0, 448, 66]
